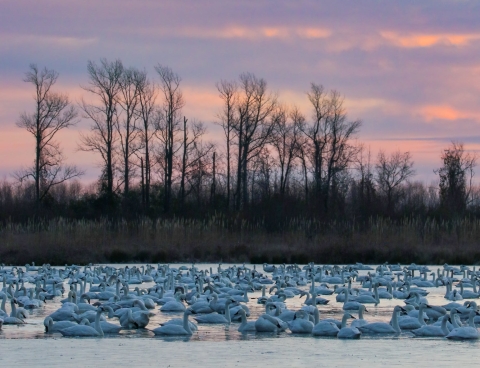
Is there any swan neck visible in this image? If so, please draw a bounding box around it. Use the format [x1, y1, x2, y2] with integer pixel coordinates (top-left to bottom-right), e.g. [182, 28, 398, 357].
[225, 303, 231, 324]
[391, 309, 400, 333]
[441, 315, 449, 335]
[183, 311, 192, 334]
[468, 312, 476, 328]
[418, 305, 426, 326]
[95, 309, 104, 336]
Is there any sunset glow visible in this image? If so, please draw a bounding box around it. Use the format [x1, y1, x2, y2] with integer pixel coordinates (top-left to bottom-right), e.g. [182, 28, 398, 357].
[1, 0, 479, 184]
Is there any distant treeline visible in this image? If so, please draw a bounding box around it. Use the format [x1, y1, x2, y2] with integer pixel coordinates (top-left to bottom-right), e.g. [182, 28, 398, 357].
[1, 59, 480, 264]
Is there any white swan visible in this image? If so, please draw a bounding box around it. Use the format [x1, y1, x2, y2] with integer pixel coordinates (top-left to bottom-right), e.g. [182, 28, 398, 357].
[160, 292, 186, 312]
[59, 306, 105, 337]
[351, 305, 368, 328]
[255, 311, 288, 332]
[152, 309, 194, 336]
[193, 299, 233, 324]
[288, 310, 314, 333]
[411, 314, 450, 337]
[44, 317, 77, 333]
[397, 303, 430, 330]
[119, 308, 150, 329]
[446, 309, 480, 340]
[337, 313, 361, 339]
[235, 308, 256, 332]
[342, 289, 365, 311]
[358, 305, 405, 334]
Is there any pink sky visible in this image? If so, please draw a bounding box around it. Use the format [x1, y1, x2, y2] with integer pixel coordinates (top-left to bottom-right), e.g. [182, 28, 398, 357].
[1, 0, 480, 184]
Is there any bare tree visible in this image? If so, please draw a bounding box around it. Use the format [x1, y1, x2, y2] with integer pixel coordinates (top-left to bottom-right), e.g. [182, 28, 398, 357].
[180, 118, 211, 209]
[215, 79, 238, 211]
[375, 150, 415, 214]
[186, 140, 215, 206]
[16, 64, 82, 204]
[154, 64, 185, 213]
[136, 72, 158, 211]
[271, 104, 303, 196]
[117, 67, 142, 196]
[323, 91, 361, 214]
[234, 72, 277, 210]
[79, 59, 124, 197]
[302, 84, 361, 215]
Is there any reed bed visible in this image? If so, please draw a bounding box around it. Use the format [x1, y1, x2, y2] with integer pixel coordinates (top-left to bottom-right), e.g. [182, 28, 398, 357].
[1, 215, 480, 265]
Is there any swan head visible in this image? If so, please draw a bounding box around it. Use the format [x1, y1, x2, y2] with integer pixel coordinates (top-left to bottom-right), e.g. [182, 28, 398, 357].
[234, 309, 246, 317]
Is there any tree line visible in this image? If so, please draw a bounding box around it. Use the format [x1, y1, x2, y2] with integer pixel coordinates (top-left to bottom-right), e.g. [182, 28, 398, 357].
[2, 59, 480, 229]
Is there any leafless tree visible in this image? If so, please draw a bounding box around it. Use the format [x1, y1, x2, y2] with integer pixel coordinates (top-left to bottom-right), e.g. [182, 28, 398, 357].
[135, 72, 158, 210]
[215, 79, 238, 211]
[271, 104, 304, 196]
[302, 84, 361, 214]
[79, 58, 124, 197]
[16, 64, 82, 204]
[180, 118, 211, 208]
[186, 140, 215, 205]
[375, 150, 415, 214]
[154, 64, 185, 213]
[117, 67, 142, 196]
[234, 73, 277, 210]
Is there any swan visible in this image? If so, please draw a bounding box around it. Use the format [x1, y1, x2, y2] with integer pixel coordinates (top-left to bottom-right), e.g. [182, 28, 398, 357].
[288, 310, 314, 334]
[3, 309, 27, 325]
[98, 306, 123, 334]
[257, 285, 268, 304]
[458, 281, 480, 299]
[152, 309, 194, 336]
[446, 309, 480, 340]
[337, 313, 361, 339]
[44, 317, 77, 333]
[119, 308, 151, 329]
[354, 283, 380, 305]
[397, 303, 429, 330]
[235, 309, 257, 332]
[160, 315, 198, 332]
[255, 307, 288, 333]
[302, 291, 329, 306]
[312, 320, 340, 337]
[358, 306, 405, 334]
[411, 314, 450, 337]
[160, 293, 186, 312]
[193, 299, 233, 324]
[3, 299, 27, 324]
[59, 306, 105, 337]
[342, 289, 365, 311]
[351, 305, 368, 328]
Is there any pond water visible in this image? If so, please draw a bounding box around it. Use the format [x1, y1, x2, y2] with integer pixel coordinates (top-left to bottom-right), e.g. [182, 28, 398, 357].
[1, 263, 480, 367]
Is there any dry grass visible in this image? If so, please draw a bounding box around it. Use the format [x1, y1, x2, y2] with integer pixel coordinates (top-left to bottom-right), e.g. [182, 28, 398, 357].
[1, 216, 480, 265]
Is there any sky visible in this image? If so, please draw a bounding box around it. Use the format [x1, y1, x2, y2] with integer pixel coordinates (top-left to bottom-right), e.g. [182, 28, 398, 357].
[1, 0, 480, 184]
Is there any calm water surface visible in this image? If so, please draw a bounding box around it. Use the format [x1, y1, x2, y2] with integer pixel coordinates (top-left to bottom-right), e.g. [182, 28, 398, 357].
[1, 263, 479, 367]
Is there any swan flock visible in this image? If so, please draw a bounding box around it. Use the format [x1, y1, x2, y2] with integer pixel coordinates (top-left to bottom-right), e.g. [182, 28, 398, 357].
[1, 262, 480, 341]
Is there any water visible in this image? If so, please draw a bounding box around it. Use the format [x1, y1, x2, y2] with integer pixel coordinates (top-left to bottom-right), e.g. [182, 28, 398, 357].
[1, 263, 480, 367]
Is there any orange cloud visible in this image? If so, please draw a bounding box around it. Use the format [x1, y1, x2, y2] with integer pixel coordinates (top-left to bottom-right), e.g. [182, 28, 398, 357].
[150, 25, 331, 41]
[381, 31, 480, 48]
[419, 105, 468, 121]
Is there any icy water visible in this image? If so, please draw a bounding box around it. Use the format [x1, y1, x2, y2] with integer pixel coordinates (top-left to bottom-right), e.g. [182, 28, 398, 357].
[1, 264, 480, 367]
